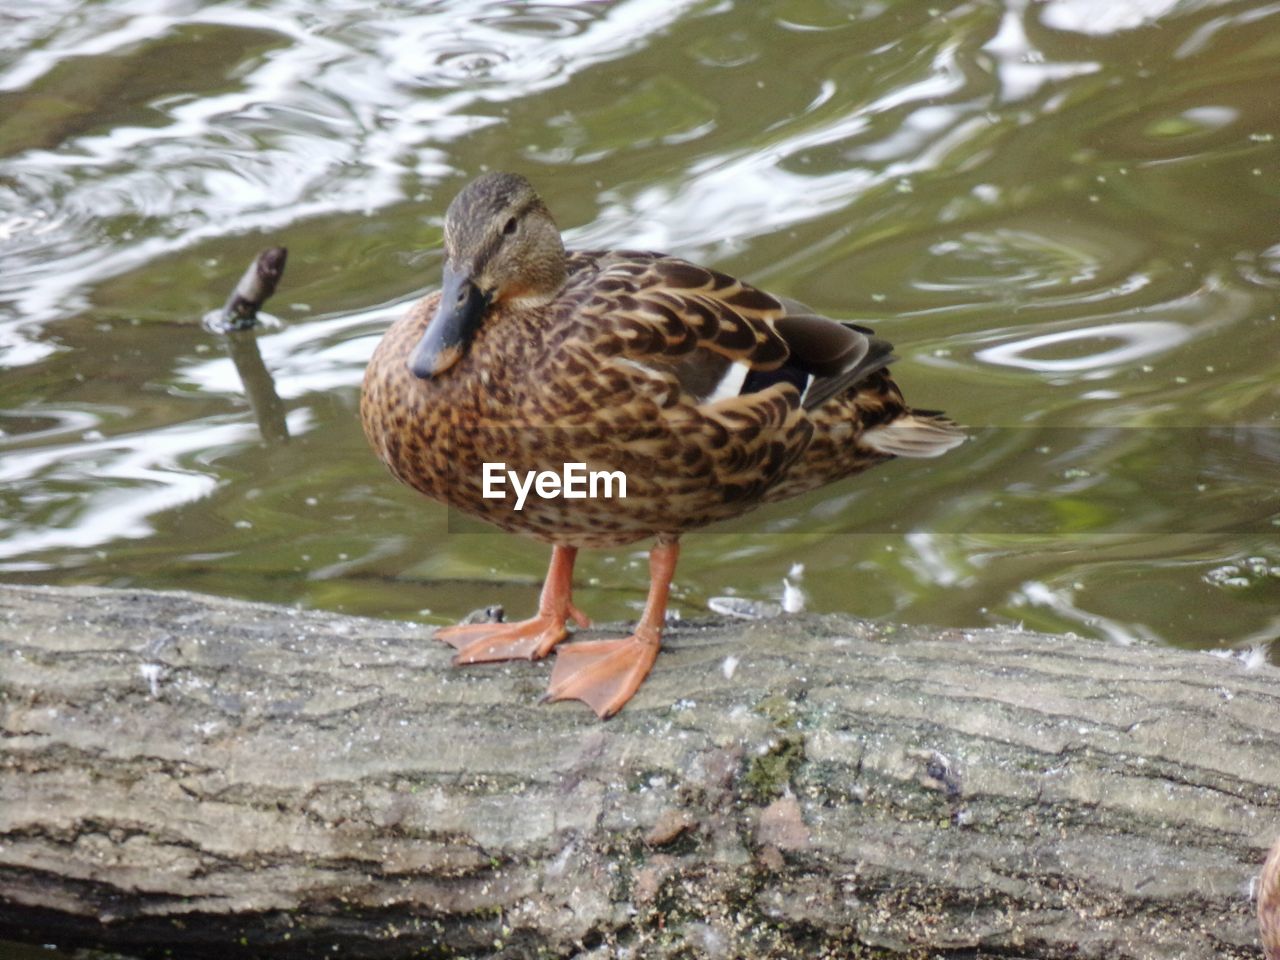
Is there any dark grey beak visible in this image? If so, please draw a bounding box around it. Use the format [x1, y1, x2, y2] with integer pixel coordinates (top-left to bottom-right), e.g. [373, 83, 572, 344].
[409, 265, 491, 379]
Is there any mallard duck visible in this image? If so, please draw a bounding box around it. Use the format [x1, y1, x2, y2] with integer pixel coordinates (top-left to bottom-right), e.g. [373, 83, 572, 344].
[361, 172, 963, 718]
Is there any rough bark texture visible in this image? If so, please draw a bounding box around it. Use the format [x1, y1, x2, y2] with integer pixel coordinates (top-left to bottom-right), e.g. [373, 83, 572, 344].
[1, 583, 1277, 959]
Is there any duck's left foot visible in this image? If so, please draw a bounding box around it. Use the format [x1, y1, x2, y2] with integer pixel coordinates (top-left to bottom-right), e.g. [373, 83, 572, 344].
[543, 627, 660, 719]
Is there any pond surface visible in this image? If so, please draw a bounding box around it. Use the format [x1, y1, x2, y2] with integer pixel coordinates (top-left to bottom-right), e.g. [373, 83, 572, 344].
[2, 0, 1278, 652]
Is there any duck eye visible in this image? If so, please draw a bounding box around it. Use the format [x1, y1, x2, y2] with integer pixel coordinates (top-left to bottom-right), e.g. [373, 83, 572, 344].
[502, 216, 518, 236]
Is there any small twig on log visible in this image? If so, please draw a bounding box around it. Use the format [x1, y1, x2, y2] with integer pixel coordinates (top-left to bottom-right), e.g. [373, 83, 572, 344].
[1262, 837, 1280, 958]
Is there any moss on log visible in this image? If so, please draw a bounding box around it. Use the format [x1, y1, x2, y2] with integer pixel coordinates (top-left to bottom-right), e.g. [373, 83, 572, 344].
[1, 583, 1277, 958]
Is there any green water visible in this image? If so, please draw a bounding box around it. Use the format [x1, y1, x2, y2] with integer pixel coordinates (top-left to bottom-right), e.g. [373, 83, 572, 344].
[2, 0, 1278, 654]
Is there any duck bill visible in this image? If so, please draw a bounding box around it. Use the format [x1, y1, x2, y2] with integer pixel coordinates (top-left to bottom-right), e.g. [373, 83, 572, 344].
[409, 266, 491, 379]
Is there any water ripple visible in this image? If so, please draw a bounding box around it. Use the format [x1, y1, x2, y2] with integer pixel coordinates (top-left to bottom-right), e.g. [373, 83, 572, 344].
[0, 0, 704, 359]
[1, 0, 1277, 656]
[976, 320, 1192, 374]
[0, 409, 256, 567]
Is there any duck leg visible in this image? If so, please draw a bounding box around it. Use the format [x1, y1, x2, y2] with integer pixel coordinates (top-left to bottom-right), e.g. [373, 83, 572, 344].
[544, 538, 678, 719]
[436, 545, 590, 663]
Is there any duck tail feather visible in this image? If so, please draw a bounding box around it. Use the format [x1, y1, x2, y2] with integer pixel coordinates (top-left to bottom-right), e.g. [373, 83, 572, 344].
[861, 412, 966, 458]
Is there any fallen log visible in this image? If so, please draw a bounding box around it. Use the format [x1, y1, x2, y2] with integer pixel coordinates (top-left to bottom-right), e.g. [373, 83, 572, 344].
[0, 583, 1276, 959]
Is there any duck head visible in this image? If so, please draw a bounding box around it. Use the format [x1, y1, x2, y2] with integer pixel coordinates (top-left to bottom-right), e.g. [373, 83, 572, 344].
[410, 172, 567, 379]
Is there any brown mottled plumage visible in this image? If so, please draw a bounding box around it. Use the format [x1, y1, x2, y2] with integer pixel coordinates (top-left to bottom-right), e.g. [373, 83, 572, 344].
[361, 172, 964, 717]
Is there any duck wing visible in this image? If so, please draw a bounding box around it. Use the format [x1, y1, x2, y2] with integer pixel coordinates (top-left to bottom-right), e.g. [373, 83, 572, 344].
[560, 251, 897, 415]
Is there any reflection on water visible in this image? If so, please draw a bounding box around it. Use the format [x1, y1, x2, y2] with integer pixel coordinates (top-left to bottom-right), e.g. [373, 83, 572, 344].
[0, 0, 1277, 656]
[975, 321, 1192, 374]
[0, 409, 250, 564]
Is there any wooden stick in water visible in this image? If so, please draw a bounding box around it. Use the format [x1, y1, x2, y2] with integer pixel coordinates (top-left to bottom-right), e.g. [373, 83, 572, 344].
[220, 246, 287, 330]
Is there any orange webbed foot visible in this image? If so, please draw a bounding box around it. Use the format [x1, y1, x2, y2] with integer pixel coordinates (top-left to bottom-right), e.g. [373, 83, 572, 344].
[543, 626, 660, 719]
[435, 544, 589, 664]
[435, 606, 589, 664]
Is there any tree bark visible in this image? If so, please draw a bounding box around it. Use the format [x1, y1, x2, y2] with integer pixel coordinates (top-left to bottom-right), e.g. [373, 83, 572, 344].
[1, 583, 1276, 959]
